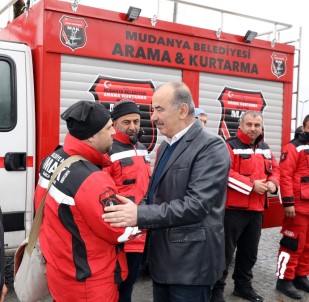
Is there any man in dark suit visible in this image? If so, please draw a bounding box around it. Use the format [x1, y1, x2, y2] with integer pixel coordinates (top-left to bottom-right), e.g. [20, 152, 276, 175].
[103, 81, 230, 302]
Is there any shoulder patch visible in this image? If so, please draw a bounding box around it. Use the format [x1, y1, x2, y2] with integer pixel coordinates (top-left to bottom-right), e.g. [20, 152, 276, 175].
[99, 188, 118, 210]
[280, 151, 288, 162]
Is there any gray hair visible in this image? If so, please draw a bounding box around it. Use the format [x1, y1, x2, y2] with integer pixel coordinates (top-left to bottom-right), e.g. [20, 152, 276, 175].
[164, 82, 195, 117]
[240, 110, 263, 124]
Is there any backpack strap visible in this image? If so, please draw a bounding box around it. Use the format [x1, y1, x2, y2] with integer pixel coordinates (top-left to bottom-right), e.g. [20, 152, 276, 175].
[26, 155, 88, 256]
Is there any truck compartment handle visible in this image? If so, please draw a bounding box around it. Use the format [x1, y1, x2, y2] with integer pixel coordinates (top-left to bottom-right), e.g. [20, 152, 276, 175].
[4, 152, 27, 171]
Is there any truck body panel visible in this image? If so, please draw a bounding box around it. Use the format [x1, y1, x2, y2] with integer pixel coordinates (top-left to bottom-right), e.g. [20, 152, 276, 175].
[0, 0, 294, 249]
[0, 41, 35, 250]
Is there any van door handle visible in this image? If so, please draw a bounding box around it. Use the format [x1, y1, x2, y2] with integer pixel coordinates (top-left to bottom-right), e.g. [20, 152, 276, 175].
[4, 152, 27, 171]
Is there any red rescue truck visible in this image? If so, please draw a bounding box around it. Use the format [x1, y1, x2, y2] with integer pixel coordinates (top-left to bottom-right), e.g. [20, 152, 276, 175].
[0, 0, 295, 252]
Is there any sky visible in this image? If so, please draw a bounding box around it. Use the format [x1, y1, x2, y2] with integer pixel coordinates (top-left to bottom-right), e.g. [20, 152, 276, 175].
[1, 0, 308, 124]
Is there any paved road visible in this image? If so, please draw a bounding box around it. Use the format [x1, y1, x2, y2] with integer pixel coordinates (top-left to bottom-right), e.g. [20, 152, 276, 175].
[5, 227, 309, 302]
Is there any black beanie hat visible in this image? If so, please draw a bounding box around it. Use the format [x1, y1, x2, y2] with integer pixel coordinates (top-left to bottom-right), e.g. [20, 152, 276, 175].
[61, 100, 111, 140]
[111, 100, 141, 120]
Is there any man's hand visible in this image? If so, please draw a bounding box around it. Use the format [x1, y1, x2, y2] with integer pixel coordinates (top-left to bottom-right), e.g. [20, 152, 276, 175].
[252, 179, 268, 194]
[102, 195, 138, 227]
[284, 206, 296, 218]
[266, 181, 277, 193]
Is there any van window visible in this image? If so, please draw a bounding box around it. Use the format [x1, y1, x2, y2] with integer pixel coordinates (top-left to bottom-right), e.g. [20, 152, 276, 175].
[0, 57, 16, 131]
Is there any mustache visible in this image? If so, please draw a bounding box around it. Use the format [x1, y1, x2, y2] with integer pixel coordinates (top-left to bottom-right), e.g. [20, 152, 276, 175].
[154, 121, 164, 126]
[126, 130, 138, 135]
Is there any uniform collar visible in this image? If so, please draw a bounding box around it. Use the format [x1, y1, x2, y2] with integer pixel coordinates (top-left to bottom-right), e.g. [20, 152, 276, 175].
[236, 128, 264, 146]
[63, 133, 112, 167]
[113, 129, 134, 145]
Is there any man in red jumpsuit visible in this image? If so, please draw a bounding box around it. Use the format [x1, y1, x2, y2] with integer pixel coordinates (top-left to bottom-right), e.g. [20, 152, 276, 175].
[211, 110, 279, 302]
[34, 101, 142, 302]
[276, 114, 309, 299]
[107, 100, 151, 302]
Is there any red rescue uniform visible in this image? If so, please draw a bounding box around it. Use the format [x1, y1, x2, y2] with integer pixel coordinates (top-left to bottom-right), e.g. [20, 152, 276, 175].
[277, 133, 309, 280]
[106, 130, 151, 253]
[34, 134, 142, 301]
[226, 129, 279, 210]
